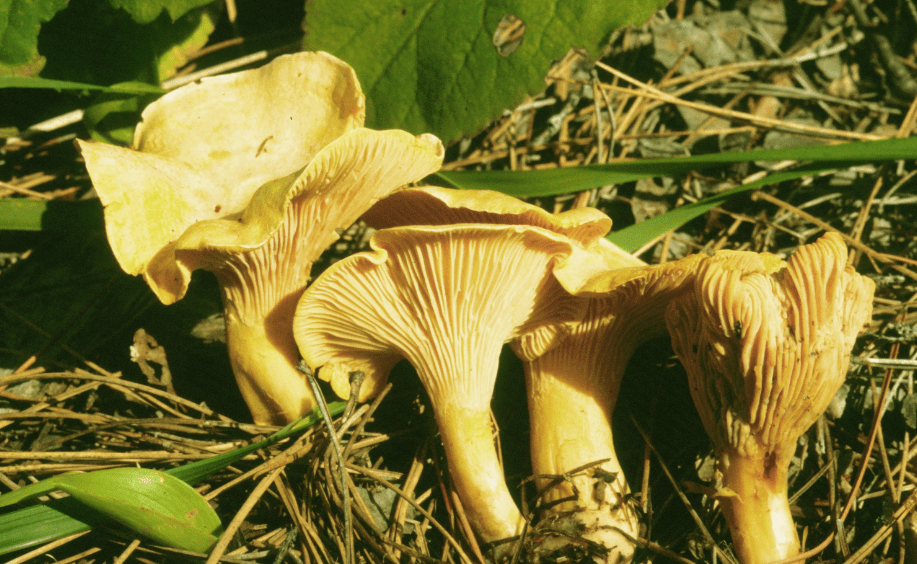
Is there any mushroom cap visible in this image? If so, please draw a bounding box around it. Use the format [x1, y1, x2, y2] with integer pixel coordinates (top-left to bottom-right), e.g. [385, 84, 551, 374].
[363, 186, 614, 246]
[362, 185, 645, 296]
[78, 52, 444, 307]
[665, 232, 875, 458]
[293, 224, 587, 403]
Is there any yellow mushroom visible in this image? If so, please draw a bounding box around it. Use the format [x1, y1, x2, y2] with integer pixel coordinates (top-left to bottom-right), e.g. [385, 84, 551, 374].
[519, 254, 704, 563]
[77, 52, 444, 424]
[294, 223, 590, 544]
[362, 186, 667, 558]
[665, 233, 875, 564]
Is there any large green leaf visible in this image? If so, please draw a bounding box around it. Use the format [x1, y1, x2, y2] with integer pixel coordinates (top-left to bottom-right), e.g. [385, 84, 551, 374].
[304, 0, 665, 142]
[107, 0, 215, 25]
[35, 1, 215, 88]
[0, 0, 68, 76]
[0, 468, 222, 553]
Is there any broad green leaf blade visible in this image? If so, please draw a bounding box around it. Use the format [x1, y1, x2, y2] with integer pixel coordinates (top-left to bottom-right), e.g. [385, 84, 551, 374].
[0, 0, 67, 76]
[0, 469, 221, 552]
[606, 163, 839, 252]
[55, 468, 222, 552]
[432, 136, 917, 197]
[107, 0, 215, 25]
[304, 0, 665, 142]
[0, 75, 165, 94]
[0, 199, 104, 231]
[152, 5, 216, 82]
[0, 401, 346, 555]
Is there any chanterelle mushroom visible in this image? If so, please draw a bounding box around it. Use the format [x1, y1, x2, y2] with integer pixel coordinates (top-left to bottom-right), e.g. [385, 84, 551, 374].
[519, 254, 704, 563]
[665, 232, 875, 564]
[362, 185, 661, 557]
[294, 223, 592, 544]
[77, 52, 444, 424]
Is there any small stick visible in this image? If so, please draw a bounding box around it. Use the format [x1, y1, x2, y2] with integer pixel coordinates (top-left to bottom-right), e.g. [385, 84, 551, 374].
[205, 466, 284, 564]
[302, 364, 353, 564]
[629, 413, 738, 564]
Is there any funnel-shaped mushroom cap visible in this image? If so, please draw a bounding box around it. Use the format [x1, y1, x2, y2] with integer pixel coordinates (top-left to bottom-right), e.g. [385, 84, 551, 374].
[364, 186, 612, 245]
[294, 224, 588, 542]
[665, 232, 875, 564]
[78, 52, 445, 424]
[517, 253, 704, 562]
[363, 185, 645, 293]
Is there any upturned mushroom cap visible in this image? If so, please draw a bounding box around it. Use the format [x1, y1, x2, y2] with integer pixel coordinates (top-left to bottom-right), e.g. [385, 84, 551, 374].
[294, 224, 589, 543]
[363, 185, 646, 296]
[515, 253, 705, 563]
[77, 52, 444, 424]
[665, 232, 875, 564]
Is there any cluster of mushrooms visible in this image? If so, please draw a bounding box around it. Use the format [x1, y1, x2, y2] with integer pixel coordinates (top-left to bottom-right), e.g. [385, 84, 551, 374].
[78, 52, 876, 564]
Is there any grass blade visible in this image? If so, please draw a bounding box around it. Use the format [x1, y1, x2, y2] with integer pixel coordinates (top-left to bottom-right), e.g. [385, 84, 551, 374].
[0, 77, 165, 95]
[432, 137, 917, 197]
[607, 163, 840, 252]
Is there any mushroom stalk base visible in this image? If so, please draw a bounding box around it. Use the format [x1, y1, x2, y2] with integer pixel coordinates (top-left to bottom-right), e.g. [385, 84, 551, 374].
[527, 363, 637, 563]
[224, 308, 316, 425]
[434, 403, 524, 546]
[718, 451, 799, 564]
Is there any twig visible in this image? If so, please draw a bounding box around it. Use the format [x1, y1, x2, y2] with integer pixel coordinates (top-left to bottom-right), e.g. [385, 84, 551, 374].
[346, 463, 475, 564]
[595, 62, 885, 141]
[4, 531, 91, 564]
[302, 364, 353, 564]
[205, 466, 285, 564]
[629, 413, 738, 564]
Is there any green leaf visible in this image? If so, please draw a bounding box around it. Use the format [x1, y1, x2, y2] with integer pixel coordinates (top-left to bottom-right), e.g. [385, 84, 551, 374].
[304, 0, 665, 142]
[0, 402, 346, 555]
[0, 75, 166, 94]
[82, 84, 162, 145]
[0, 498, 109, 554]
[152, 5, 216, 82]
[0, 468, 222, 552]
[433, 136, 917, 197]
[107, 0, 215, 25]
[0, 199, 104, 231]
[36, 1, 215, 88]
[606, 163, 841, 252]
[0, 0, 67, 75]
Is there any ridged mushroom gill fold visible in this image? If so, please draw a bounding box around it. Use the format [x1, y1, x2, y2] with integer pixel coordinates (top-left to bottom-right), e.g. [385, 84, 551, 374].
[665, 232, 874, 564]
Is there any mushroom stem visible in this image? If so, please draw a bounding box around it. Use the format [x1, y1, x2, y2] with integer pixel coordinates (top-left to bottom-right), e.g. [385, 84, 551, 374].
[717, 449, 799, 564]
[527, 361, 637, 560]
[435, 402, 525, 543]
[223, 293, 310, 425]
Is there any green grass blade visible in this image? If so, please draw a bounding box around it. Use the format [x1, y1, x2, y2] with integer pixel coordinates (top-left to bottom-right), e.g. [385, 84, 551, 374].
[607, 163, 838, 252]
[432, 137, 917, 197]
[0, 401, 345, 555]
[0, 499, 108, 554]
[0, 77, 165, 95]
[167, 400, 346, 484]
